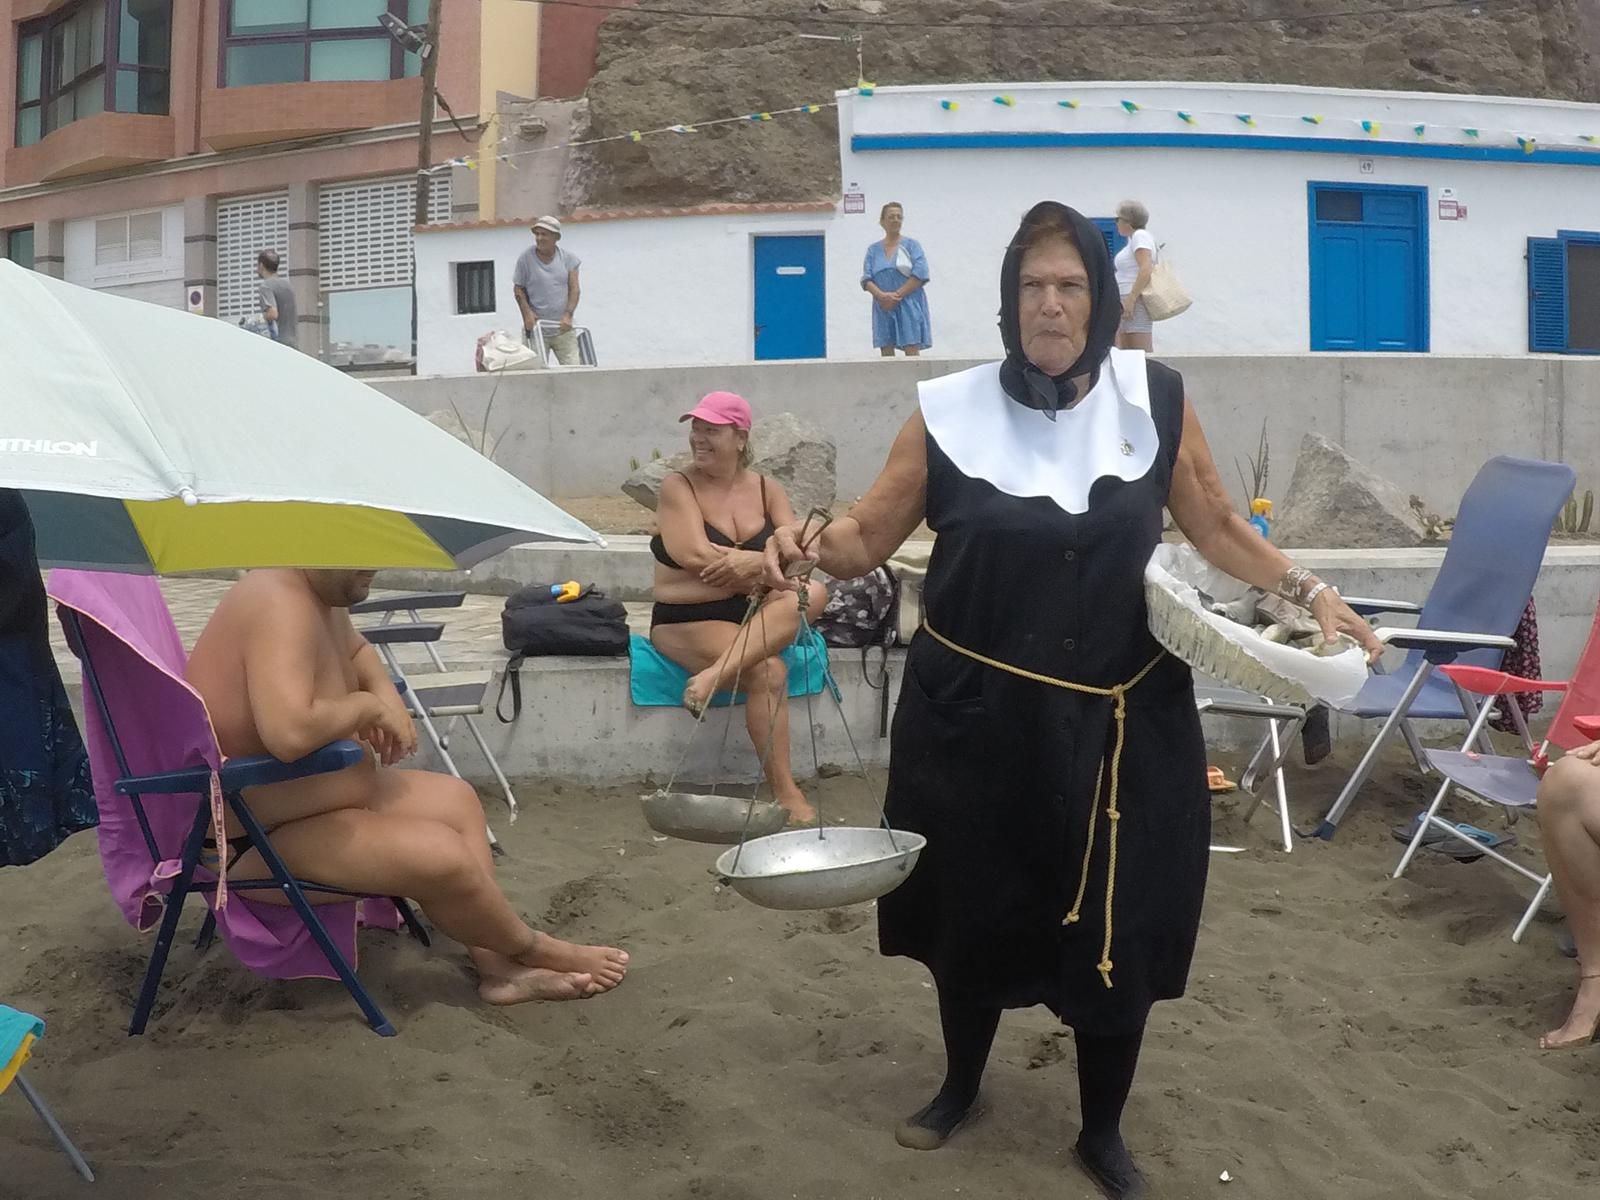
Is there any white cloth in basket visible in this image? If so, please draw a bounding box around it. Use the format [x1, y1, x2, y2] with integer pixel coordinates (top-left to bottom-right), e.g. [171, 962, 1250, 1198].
[1144, 544, 1366, 708]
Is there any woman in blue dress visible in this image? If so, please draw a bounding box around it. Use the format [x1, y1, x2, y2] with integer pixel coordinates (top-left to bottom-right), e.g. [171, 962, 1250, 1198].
[862, 202, 932, 356]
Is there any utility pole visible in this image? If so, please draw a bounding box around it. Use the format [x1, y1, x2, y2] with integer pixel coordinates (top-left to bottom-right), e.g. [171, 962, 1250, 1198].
[411, 0, 444, 367]
[414, 0, 445, 228]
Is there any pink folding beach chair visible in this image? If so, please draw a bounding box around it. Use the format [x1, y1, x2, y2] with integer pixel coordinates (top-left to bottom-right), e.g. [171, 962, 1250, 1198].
[48, 570, 427, 1037]
[1391, 597, 1600, 942]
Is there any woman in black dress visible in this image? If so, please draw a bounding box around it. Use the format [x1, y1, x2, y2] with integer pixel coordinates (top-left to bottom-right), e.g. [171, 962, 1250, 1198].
[765, 202, 1379, 1198]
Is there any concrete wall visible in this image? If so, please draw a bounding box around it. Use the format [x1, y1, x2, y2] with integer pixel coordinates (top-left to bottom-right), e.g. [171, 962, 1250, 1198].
[371, 354, 1600, 512]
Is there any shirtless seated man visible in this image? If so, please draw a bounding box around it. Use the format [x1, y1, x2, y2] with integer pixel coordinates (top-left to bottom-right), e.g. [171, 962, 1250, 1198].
[186, 568, 628, 1005]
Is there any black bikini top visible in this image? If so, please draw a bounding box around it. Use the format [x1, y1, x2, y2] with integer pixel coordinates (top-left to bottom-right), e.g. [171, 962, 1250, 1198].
[650, 472, 776, 571]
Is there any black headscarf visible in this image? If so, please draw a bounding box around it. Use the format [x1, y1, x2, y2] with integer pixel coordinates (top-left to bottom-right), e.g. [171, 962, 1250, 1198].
[997, 201, 1123, 417]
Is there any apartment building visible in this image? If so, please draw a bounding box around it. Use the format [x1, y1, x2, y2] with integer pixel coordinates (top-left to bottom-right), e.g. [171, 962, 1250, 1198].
[0, 0, 541, 364]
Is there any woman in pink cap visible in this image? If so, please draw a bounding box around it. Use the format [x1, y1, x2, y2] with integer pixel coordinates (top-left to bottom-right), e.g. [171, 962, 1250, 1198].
[649, 391, 827, 823]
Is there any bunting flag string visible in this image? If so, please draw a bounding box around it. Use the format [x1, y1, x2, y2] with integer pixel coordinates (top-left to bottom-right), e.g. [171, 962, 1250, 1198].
[428, 86, 1600, 181]
[924, 92, 1598, 154]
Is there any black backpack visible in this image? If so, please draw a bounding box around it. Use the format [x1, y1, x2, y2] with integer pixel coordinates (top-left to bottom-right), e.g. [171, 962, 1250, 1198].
[815, 566, 900, 649]
[496, 583, 628, 721]
[814, 566, 900, 738]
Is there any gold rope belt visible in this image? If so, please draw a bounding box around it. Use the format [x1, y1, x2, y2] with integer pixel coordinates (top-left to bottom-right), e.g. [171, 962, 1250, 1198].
[921, 621, 1165, 990]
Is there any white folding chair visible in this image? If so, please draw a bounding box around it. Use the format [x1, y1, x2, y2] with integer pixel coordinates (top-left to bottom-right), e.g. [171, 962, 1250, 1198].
[1195, 686, 1307, 853]
[524, 319, 597, 366]
[352, 592, 519, 822]
[1389, 611, 1600, 942]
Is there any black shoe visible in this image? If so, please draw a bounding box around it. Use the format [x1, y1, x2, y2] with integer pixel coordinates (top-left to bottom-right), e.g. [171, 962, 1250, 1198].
[1072, 1132, 1148, 1199]
[894, 1093, 980, 1150]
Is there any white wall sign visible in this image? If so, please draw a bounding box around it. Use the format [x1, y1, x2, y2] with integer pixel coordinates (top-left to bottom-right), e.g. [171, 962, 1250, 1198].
[843, 192, 866, 213]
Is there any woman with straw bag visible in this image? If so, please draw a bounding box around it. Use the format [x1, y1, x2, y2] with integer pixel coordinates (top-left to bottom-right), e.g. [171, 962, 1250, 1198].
[1114, 200, 1190, 350]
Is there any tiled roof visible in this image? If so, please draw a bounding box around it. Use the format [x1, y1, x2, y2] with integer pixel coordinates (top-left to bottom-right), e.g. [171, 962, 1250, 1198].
[417, 199, 837, 232]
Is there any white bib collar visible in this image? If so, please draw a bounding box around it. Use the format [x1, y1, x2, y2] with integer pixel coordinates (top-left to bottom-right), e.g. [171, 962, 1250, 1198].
[918, 348, 1159, 516]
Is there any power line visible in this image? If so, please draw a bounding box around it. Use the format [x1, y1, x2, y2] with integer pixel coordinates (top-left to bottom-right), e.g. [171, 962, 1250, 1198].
[520, 0, 1494, 34]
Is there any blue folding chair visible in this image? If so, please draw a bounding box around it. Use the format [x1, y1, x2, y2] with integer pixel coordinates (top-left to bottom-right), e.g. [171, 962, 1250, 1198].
[1314, 456, 1575, 838]
[50, 570, 429, 1038]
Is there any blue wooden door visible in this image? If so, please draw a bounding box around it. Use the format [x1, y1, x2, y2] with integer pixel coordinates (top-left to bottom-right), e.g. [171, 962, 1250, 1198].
[1309, 184, 1427, 352]
[753, 235, 826, 360]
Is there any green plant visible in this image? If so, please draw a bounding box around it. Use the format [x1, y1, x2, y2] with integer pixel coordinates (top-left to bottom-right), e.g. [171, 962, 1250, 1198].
[1554, 488, 1594, 534]
[629, 456, 640, 471]
[1409, 494, 1452, 541]
[651, 448, 662, 461]
[1234, 420, 1269, 516]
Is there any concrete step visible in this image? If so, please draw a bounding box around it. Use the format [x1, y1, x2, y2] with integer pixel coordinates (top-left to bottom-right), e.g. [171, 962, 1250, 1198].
[377, 543, 1600, 680]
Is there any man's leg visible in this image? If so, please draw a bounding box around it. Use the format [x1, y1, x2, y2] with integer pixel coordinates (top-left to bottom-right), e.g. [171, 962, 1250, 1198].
[229, 770, 627, 1003]
[549, 328, 581, 365]
[361, 770, 629, 997]
[1535, 756, 1600, 1048]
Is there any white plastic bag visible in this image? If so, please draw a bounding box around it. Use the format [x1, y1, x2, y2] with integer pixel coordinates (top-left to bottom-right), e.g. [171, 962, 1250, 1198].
[475, 330, 545, 373]
[1144, 544, 1366, 708]
[887, 542, 932, 646]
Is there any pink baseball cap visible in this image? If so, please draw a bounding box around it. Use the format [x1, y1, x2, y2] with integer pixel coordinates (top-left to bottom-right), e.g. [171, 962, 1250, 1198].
[680, 391, 752, 430]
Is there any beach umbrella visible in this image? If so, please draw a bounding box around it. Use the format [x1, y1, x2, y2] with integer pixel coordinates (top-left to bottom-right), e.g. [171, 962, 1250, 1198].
[0, 260, 599, 572]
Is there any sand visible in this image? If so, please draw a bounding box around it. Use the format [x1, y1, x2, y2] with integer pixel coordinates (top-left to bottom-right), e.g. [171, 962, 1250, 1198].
[3, 743, 1598, 1200]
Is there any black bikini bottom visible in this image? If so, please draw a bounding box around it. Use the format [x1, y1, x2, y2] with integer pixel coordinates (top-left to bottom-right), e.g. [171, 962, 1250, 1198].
[650, 596, 752, 628]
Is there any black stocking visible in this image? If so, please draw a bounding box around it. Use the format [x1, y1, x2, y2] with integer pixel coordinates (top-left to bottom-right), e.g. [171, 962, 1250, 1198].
[1072, 1027, 1147, 1198]
[896, 988, 1000, 1148]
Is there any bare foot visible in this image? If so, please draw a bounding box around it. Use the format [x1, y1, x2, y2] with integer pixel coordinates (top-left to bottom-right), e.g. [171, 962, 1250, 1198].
[522, 931, 630, 992]
[774, 786, 818, 825]
[1540, 971, 1600, 1050]
[684, 669, 718, 716]
[478, 967, 595, 1005]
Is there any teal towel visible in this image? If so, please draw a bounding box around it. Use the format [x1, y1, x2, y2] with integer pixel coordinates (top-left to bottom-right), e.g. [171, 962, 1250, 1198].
[629, 629, 832, 707]
[0, 1004, 44, 1089]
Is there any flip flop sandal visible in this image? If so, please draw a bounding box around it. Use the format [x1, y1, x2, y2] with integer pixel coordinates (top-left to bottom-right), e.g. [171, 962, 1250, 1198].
[1206, 766, 1238, 793]
[1392, 814, 1515, 862]
[1557, 925, 1579, 959]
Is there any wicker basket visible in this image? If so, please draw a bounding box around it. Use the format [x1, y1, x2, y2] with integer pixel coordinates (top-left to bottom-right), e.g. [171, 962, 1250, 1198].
[1144, 545, 1366, 708]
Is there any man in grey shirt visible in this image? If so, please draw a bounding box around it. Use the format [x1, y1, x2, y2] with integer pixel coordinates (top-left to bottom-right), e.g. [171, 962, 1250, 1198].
[512, 215, 582, 365]
[256, 250, 299, 350]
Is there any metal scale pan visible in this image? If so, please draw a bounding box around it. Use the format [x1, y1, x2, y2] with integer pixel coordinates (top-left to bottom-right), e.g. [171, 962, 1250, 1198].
[640, 788, 788, 845]
[648, 508, 924, 910]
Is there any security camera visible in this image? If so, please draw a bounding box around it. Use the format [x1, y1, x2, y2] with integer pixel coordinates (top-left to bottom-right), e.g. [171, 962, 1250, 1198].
[377, 12, 433, 59]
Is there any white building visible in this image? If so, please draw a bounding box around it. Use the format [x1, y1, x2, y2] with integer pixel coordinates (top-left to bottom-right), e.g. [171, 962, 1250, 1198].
[414, 80, 1600, 375]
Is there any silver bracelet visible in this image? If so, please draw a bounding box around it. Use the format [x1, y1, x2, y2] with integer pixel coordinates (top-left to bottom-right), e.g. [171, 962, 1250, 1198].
[1302, 581, 1335, 607]
[1275, 565, 1314, 604]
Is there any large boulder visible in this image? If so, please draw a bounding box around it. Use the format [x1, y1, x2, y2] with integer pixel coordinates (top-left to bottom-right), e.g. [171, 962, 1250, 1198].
[622, 411, 836, 515]
[1272, 433, 1430, 548]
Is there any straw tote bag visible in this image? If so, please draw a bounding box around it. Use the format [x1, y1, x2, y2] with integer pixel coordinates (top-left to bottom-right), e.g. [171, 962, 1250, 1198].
[1143, 244, 1192, 321]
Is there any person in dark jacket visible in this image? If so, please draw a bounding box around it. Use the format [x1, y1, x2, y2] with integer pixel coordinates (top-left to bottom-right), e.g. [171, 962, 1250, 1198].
[0, 489, 97, 867]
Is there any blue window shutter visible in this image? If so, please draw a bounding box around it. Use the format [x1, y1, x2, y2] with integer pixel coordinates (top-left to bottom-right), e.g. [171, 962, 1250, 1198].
[1528, 237, 1568, 352]
[1091, 218, 1126, 259]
